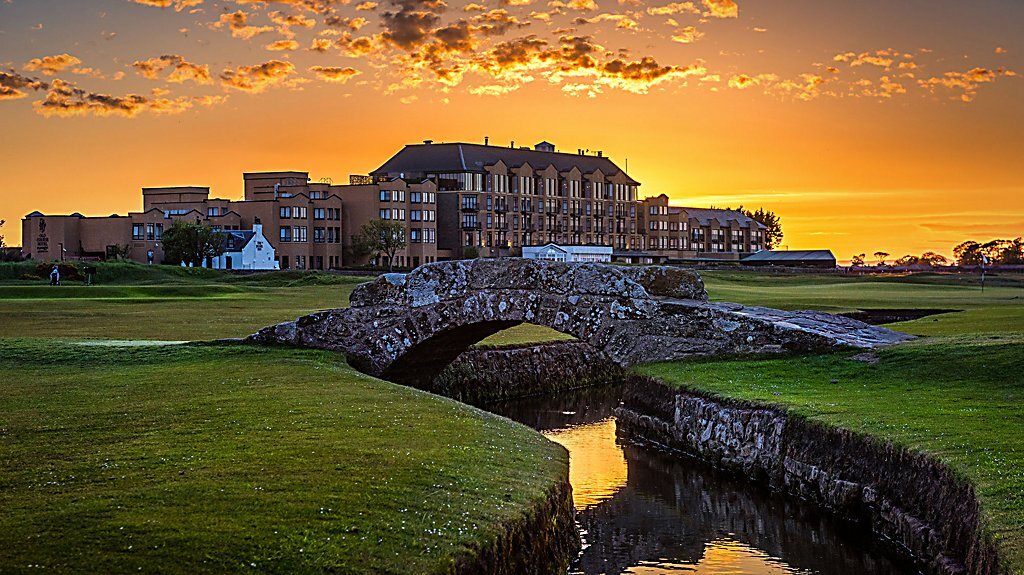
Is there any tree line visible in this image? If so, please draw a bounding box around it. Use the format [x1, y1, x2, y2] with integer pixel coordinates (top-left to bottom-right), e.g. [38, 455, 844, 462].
[850, 237, 1024, 267]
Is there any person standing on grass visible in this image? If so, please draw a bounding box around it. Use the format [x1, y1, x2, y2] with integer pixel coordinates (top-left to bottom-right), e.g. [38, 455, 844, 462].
[49, 265, 60, 286]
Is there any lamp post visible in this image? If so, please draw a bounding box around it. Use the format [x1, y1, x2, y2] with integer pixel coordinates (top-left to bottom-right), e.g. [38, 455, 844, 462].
[58, 242, 65, 262]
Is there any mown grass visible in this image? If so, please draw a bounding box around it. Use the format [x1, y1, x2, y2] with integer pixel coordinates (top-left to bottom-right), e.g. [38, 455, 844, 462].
[701, 270, 1024, 336]
[0, 261, 367, 341]
[638, 270, 1024, 570]
[0, 340, 566, 574]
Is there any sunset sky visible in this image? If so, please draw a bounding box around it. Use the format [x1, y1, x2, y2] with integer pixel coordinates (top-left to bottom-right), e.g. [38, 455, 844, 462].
[1, 0, 1021, 258]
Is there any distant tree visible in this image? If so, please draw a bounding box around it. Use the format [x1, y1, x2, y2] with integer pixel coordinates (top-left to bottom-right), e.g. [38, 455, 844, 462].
[850, 253, 866, 267]
[873, 251, 890, 265]
[0, 219, 5, 250]
[112, 243, 132, 260]
[953, 241, 984, 266]
[161, 221, 225, 267]
[463, 245, 480, 259]
[999, 237, 1024, 264]
[919, 252, 948, 267]
[894, 254, 919, 267]
[732, 206, 783, 249]
[980, 239, 1010, 264]
[359, 219, 405, 272]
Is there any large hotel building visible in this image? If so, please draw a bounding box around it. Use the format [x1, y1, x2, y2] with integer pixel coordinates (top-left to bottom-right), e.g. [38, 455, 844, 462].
[21, 140, 765, 269]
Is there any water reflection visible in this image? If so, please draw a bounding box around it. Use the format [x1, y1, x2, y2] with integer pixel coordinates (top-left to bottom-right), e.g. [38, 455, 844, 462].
[489, 385, 914, 575]
[545, 418, 628, 509]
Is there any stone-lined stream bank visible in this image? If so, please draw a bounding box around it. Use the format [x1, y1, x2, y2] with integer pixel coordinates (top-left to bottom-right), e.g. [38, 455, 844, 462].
[432, 342, 1006, 575]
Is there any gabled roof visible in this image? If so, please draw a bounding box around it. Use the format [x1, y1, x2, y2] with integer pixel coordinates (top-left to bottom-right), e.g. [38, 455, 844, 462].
[221, 230, 256, 252]
[371, 142, 639, 185]
[742, 250, 836, 262]
[681, 207, 767, 229]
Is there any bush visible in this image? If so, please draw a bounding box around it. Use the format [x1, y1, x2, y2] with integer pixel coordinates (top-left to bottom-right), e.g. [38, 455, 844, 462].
[33, 262, 83, 282]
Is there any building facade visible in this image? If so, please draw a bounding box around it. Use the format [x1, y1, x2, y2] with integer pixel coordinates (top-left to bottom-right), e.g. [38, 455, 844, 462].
[370, 141, 643, 259]
[523, 243, 613, 263]
[638, 194, 767, 260]
[20, 141, 772, 270]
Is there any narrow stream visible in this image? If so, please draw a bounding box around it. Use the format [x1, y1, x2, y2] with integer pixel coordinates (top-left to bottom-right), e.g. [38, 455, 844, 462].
[489, 384, 918, 575]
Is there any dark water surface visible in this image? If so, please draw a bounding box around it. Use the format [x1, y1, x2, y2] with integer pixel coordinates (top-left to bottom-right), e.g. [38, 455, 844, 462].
[488, 385, 917, 575]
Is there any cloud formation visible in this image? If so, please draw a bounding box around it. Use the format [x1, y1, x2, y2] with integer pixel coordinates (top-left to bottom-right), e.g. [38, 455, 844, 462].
[220, 60, 297, 91]
[132, 55, 212, 83]
[309, 65, 362, 82]
[24, 54, 82, 76]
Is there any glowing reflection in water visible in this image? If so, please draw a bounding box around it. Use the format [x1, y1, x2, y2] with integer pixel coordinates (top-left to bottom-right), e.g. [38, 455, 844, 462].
[625, 539, 812, 574]
[488, 385, 912, 575]
[543, 418, 628, 510]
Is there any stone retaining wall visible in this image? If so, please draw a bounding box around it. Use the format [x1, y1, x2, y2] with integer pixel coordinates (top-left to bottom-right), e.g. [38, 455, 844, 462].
[429, 341, 623, 406]
[615, 376, 1007, 575]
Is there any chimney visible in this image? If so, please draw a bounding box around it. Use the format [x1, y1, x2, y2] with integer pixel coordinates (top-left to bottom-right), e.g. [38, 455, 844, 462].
[510, 140, 515, 148]
[597, 151, 603, 157]
[484, 136, 489, 146]
[423, 139, 433, 145]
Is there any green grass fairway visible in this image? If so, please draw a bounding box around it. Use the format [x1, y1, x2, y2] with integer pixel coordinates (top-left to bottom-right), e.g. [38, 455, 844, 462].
[0, 340, 566, 574]
[701, 270, 1024, 336]
[639, 270, 1024, 570]
[0, 261, 367, 340]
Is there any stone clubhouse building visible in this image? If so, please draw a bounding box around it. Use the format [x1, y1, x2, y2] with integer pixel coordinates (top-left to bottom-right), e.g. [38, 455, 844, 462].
[21, 139, 767, 269]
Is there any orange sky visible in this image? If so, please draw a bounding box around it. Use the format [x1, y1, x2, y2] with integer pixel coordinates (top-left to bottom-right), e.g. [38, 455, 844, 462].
[1, 0, 1022, 259]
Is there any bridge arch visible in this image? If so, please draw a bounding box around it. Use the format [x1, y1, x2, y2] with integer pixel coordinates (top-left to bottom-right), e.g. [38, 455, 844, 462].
[248, 259, 911, 386]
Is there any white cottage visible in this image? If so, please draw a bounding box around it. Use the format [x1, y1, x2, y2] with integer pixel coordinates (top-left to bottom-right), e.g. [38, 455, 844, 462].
[207, 223, 279, 270]
[522, 243, 613, 263]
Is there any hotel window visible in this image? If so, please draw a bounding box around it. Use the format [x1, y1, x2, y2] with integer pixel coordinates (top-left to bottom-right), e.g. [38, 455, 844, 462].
[391, 208, 405, 220]
[208, 207, 220, 217]
[279, 227, 292, 242]
[427, 192, 435, 204]
[425, 228, 436, 244]
[410, 228, 422, 243]
[163, 209, 188, 218]
[334, 227, 341, 243]
[310, 191, 324, 199]
[295, 207, 307, 219]
[295, 255, 306, 269]
[314, 208, 325, 220]
[461, 195, 477, 210]
[379, 208, 390, 220]
[293, 226, 307, 242]
[314, 227, 326, 243]
[154, 224, 163, 240]
[379, 190, 391, 202]
[146, 223, 155, 240]
[410, 210, 422, 221]
[280, 206, 291, 219]
[486, 196, 493, 211]
[410, 191, 422, 204]
[132, 224, 144, 240]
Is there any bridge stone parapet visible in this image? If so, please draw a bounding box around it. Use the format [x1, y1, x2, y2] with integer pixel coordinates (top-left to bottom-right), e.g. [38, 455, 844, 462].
[249, 259, 912, 386]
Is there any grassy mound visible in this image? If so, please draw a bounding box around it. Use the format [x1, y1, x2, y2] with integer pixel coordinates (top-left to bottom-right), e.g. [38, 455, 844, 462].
[0, 340, 566, 574]
[636, 267, 1024, 573]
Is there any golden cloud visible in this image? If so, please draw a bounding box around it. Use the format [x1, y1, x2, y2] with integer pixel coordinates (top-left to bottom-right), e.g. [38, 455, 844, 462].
[214, 11, 274, 40]
[128, 0, 204, 11]
[220, 60, 297, 92]
[24, 54, 82, 76]
[308, 65, 362, 82]
[132, 55, 212, 84]
[701, 0, 737, 18]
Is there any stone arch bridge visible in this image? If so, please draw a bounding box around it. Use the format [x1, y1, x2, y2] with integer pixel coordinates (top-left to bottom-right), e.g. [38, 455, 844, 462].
[248, 259, 911, 386]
